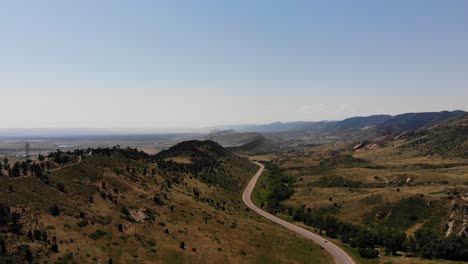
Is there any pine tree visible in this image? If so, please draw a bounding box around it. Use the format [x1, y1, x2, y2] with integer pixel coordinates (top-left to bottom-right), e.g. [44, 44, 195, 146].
[50, 205, 60, 216]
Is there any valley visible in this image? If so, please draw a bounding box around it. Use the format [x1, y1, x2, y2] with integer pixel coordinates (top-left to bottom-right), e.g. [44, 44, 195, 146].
[249, 112, 468, 263]
[0, 111, 467, 263]
[3, 2, 467, 263]
[243, 162, 355, 264]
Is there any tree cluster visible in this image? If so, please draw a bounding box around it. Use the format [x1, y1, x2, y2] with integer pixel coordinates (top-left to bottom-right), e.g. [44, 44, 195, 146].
[257, 163, 295, 212]
[291, 205, 468, 261]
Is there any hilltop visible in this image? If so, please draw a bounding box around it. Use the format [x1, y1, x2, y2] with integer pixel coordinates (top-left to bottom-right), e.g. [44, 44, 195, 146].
[154, 140, 254, 191]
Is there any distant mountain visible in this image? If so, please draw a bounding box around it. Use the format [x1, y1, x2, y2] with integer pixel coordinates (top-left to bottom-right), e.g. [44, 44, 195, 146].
[236, 121, 337, 133]
[376, 110, 466, 135]
[227, 134, 278, 155]
[204, 130, 261, 147]
[329, 115, 392, 131]
[202, 130, 279, 154]
[223, 111, 466, 135]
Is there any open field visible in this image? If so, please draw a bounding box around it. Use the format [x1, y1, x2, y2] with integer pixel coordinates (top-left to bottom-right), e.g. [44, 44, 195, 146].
[0, 134, 198, 158]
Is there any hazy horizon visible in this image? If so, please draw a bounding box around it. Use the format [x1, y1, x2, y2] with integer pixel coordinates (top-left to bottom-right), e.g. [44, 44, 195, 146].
[2, 1, 468, 128]
[0, 109, 465, 136]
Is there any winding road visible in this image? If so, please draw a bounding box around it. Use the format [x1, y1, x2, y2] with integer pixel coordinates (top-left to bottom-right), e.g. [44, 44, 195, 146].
[242, 162, 356, 264]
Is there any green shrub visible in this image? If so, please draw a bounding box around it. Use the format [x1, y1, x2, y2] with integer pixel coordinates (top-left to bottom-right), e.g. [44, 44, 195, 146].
[77, 220, 88, 228]
[359, 247, 379, 258]
[89, 229, 107, 240]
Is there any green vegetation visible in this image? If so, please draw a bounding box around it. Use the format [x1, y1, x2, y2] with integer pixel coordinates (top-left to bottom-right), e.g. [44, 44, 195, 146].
[364, 196, 432, 230]
[253, 163, 295, 212]
[155, 140, 256, 191]
[412, 228, 468, 260]
[312, 175, 370, 188]
[281, 198, 467, 261]
[89, 229, 108, 240]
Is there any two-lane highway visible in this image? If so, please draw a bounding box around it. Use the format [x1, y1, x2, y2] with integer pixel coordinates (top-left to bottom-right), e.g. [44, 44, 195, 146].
[242, 162, 356, 264]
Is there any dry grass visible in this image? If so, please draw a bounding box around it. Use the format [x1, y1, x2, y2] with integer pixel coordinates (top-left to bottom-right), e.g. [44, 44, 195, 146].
[269, 140, 468, 263]
[165, 156, 193, 164]
[2, 153, 332, 264]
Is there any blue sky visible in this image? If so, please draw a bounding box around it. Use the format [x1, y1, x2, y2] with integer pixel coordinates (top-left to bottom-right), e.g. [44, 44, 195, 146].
[1, 0, 467, 128]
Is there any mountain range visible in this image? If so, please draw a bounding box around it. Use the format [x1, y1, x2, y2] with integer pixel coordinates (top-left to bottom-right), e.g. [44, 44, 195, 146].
[225, 110, 466, 135]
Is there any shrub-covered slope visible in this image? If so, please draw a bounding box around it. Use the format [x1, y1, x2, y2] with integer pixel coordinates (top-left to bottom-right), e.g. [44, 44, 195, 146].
[0, 141, 331, 264]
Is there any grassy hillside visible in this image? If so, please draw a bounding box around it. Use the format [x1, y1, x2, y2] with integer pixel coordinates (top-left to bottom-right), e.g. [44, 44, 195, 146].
[0, 141, 332, 264]
[402, 114, 468, 158]
[376, 111, 465, 135]
[227, 134, 279, 156]
[252, 133, 468, 262]
[204, 130, 262, 147]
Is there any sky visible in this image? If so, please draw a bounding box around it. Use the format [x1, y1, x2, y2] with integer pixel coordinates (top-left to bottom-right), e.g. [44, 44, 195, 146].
[1, 0, 467, 129]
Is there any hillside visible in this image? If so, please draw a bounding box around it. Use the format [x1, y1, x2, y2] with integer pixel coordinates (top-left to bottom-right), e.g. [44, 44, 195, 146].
[0, 142, 331, 264]
[376, 110, 466, 135]
[237, 121, 336, 133]
[402, 113, 468, 158]
[217, 111, 466, 138]
[227, 135, 279, 156]
[331, 111, 468, 143]
[204, 130, 263, 147]
[154, 140, 255, 191]
[329, 115, 392, 131]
